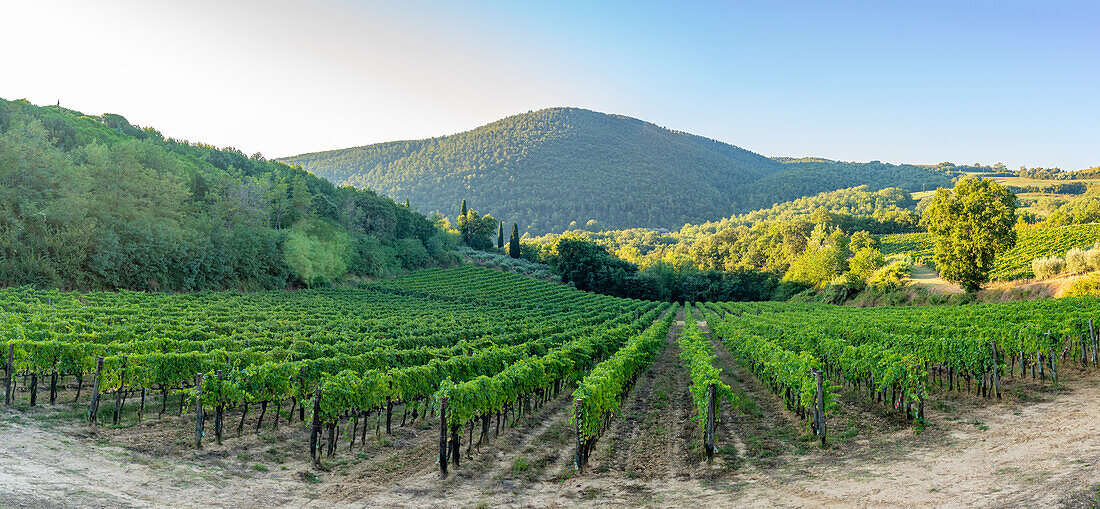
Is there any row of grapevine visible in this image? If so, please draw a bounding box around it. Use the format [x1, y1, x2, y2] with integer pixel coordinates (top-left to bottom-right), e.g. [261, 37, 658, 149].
[431, 302, 669, 475]
[702, 304, 830, 441]
[570, 304, 678, 471]
[878, 224, 1100, 280]
[678, 304, 733, 460]
[710, 296, 1100, 429]
[0, 267, 659, 466]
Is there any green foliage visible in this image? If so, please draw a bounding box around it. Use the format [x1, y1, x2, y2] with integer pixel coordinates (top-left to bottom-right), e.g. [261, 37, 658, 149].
[866, 260, 912, 290]
[783, 226, 850, 288]
[923, 178, 1018, 291]
[457, 246, 558, 281]
[1066, 247, 1089, 274]
[1063, 274, 1100, 297]
[284, 219, 351, 286]
[881, 225, 1100, 281]
[548, 236, 778, 302]
[508, 223, 520, 258]
[1017, 166, 1100, 180]
[435, 301, 669, 428]
[282, 109, 953, 233]
[1, 266, 663, 427]
[573, 306, 677, 438]
[556, 236, 646, 297]
[457, 209, 498, 250]
[525, 185, 926, 300]
[878, 232, 936, 263]
[848, 247, 886, 279]
[1006, 182, 1087, 195]
[714, 186, 921, 234]
[0, 97, 450, 290]
[705, 304, 832, 429]
[1031, 257, 1065, 279]
[678, 304, 734, 434]
[714, 294, 1095, 413]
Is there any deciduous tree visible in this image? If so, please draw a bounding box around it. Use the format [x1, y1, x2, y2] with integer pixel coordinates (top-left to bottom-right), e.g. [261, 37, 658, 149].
[923, 178, 1017, 292]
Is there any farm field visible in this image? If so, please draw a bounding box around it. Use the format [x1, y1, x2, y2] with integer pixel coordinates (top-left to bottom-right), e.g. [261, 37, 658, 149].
[880, 224, 1100, 281]
[5, 267, 1100, 506]
[987, 175, 1100, 188]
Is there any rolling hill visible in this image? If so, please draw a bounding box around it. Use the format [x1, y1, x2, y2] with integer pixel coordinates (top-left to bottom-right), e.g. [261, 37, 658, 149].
[282, 107, 956, 233]
[0, 97, 451, 291]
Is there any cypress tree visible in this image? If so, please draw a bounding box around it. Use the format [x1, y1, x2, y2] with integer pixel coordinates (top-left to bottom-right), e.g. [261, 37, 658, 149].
[460, 199, 469, 245]
[404, 198, 410, 208]
[497, 221, 504, 249]
[508, 223, 520, 258]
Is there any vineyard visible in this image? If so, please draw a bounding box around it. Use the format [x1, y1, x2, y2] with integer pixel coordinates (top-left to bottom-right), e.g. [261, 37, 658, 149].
[880, 223, 1100, 280]
[0, 266, 674, 463]
[4, 267, 1100, 506]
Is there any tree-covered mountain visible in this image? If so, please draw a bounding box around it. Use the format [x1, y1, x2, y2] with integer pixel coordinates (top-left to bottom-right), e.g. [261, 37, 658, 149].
[283, 107, 956, 233]
[0, 98, 455, 291]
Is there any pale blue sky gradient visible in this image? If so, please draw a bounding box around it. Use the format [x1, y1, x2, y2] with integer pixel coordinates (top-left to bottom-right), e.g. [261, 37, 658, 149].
[2, 0, 1097, 169]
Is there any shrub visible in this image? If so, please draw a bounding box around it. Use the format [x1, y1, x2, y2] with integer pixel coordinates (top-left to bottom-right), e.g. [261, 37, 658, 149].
[1086, 247, 1100, 272]
[867, 260, 911, 290]
[1066, 247, 1089, 274]
[848, 247, 886, 279]
[396, 238, 430, 269]
[1031, 256, 1065, 279]
[1064, 274, 1100, 298]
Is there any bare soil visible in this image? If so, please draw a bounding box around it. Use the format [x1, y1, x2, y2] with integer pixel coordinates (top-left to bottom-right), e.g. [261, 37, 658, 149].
[908, 265, 965, 295]
[4, 340, 1100, 507]
[907, 264, 1090, 302]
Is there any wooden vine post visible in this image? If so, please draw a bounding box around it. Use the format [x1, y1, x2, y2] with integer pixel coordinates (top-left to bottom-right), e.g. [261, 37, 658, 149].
[194, 373, 204, 449]
[705, 383, 716, 462]
[1050, 346, 1058, 386]
[4, 343, 12, 406]
[814, 370, 827, 445]
[574, 398, 585, 473]
[386, 396, 393, 435]
[1090, 319, 1098, 365]
[310, 389, 322, 468]
[439, 397, 449, 478]
[450, 424, 460, 468]
[112, 356, 128, 425]
[990, 341, 1001, 400]
[88, 356, 104, 425]
[297, 366, 307, 422]
[214, 370, 224, 445]
[29, 372, 37, 407]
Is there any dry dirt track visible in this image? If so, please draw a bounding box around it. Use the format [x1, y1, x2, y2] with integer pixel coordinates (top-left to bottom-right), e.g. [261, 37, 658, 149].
[4, 365, 1100, 507]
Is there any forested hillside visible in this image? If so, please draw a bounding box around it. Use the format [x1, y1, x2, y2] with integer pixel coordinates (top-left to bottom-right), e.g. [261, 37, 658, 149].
[283, 108, 955, 233]
[0, 98, 454, 291]
[509, 186, 924, 302]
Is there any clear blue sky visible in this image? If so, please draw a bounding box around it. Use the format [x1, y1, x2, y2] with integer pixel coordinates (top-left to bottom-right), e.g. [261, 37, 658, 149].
[3, 0, 1097, 169]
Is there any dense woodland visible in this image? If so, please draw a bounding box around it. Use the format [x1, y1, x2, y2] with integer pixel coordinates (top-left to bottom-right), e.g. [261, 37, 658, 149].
[0, 98, 455, 291]
[283, 108, 956, 233]
[511, 186, 926, 302]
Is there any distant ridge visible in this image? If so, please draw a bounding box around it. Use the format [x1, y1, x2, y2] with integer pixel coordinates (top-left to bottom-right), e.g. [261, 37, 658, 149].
[282, 107, 953, 233]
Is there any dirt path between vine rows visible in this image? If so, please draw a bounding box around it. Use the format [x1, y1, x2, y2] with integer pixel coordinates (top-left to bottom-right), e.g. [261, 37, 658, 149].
[5, 338, 1100, 507]
[585, 309, 698, 479]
